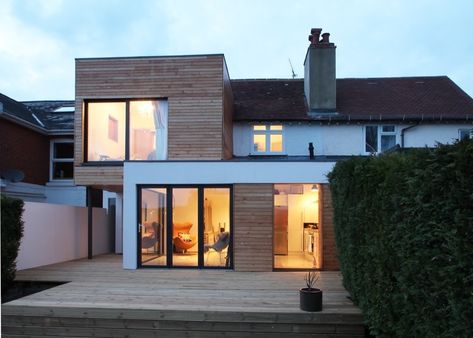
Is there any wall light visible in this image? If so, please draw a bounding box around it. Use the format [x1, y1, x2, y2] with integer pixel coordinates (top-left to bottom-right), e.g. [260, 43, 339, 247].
[311, 184, 318, 192]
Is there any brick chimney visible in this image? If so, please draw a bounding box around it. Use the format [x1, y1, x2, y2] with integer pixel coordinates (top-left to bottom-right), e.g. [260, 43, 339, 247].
[304, 28, 336, 112]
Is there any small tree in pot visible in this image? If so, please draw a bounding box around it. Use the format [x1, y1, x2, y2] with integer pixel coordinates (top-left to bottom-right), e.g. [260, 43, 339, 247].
[300, 270, 322, 311]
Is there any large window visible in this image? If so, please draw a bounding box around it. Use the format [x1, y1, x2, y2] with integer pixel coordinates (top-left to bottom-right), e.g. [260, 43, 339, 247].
[252, 124, 284, 155]
[139, 185, 232, 269]
[86, 99, 168, 162]
[50, 140, 74, 180]
[273, 184, 322, 269]
[365, 125, 397, 153]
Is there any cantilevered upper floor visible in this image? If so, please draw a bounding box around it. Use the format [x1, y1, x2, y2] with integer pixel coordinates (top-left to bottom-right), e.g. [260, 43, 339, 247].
[74, 54, 233, 190]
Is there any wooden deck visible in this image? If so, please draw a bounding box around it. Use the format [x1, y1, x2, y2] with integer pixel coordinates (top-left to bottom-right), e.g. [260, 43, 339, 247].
[2, 254, 364, 337]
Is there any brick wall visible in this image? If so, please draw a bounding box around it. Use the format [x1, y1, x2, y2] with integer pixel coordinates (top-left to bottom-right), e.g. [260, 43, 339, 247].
[321, 184, 340, 270]
[0, 119, 50, 185]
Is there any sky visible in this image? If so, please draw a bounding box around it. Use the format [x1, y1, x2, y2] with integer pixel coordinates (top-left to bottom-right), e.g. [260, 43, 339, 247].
[1, 0, 472, 101]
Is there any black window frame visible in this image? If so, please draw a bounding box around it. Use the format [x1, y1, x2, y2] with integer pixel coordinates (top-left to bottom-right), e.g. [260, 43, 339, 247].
[83, 98, 167, 165]
[137, 184, 234, 270]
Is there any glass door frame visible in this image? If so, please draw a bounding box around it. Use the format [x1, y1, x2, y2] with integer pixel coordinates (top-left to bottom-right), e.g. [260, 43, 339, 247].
[137, 184, 233, 269]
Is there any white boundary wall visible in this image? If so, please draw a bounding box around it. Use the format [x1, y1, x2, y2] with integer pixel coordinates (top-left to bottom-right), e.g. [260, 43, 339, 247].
[17, 202, 113, 270]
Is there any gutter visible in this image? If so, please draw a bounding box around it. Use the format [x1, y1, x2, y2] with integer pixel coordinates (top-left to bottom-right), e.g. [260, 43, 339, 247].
[0, 111, 73, 136]
[401, 123, 419, 148]
[0, 111, 48, 135]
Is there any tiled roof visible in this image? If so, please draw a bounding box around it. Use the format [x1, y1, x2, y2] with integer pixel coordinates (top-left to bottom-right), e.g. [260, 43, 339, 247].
[231, 76, 473, 121]
[0, 93, 74, 132]
[23, 100, 75, 131]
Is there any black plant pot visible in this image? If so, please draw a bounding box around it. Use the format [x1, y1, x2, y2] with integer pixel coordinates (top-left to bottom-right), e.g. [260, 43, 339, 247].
[300, 288, 323, 312]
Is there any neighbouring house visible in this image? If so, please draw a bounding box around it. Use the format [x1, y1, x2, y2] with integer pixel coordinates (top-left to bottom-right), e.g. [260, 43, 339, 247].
[72, 28, 473, 271]
[0, 94, 87, 206]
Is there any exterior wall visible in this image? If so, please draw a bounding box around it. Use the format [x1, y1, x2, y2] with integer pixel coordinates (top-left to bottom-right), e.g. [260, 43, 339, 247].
[123, 161, 336, 270]
[0, 118, 49, 185]
[222, 60, 234, 160]
[321, 184, 339, 270]
[45, 184, 86, 207]
[233, 122, 472, 157]
[233, 184, 273, 271]
[75, 55, 227, 187]
[17, 202, 112, 270]
[123, 161, 335, 185]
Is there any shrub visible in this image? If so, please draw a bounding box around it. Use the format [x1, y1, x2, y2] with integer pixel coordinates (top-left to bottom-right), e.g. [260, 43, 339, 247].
[328, 140, 473, 338]
[1, 195, 24, 293]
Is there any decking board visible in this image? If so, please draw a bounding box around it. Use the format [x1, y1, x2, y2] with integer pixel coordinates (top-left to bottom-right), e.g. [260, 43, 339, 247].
[2, 255, 364, 337]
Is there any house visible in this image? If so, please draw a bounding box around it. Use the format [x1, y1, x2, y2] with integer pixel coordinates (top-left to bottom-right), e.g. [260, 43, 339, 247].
[0, 94, 87, 206]
[73, 28, 473, 271]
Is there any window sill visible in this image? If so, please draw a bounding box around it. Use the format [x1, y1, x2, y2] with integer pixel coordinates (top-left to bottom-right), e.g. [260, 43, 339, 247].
[46, 180, 75, 187]
[82, 161, 124, 166]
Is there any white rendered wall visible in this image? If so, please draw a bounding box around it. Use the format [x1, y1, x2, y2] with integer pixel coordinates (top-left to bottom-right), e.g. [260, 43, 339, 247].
[233, 122, 472, 156]
[45, 183, 87, 207]
[123, 160, 336, 269]
[17, 202, 113, 270]
[401, 124, 470, 148]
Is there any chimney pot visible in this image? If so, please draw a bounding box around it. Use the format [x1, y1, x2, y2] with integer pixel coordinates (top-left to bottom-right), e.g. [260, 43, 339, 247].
[309, 28, 322, 45]
[321, 32, 330, 43]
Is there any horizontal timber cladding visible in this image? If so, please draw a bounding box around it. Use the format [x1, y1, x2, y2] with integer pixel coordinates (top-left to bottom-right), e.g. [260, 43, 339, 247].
[75, 55, 227, 186]
[321, 184, 340, 270]
[74, 166, 123, 186]
[234, 184, 274, 272]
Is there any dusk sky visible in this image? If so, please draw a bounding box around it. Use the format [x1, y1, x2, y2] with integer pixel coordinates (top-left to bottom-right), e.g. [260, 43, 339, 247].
[1, 0, 472, 101]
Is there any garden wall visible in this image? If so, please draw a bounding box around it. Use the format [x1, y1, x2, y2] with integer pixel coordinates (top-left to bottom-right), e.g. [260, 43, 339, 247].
[16, 202, 113, 270]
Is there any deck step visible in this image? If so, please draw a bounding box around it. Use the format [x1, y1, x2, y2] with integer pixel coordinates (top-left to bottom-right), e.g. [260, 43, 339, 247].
[2, 305, 365, 337]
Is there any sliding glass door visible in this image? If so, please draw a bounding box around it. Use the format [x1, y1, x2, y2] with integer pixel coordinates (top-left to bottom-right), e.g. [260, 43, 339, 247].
[138, 185, 232, 269]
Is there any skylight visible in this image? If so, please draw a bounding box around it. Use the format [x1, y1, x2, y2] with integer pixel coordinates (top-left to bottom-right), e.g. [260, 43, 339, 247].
[53, 106, 75, 113]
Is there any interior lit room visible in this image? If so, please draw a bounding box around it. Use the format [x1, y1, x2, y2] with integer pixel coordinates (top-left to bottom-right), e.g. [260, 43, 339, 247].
[274, 183, 322, 269]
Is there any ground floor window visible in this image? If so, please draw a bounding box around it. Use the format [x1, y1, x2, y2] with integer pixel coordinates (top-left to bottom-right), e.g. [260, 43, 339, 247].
[139, 185, 232, 269]
[273, 183, 322, 269]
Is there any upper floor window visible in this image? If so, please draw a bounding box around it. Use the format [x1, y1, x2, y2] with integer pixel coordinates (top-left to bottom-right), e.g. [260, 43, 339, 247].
[252, 124, 284, 155]
[365, 125, 397, 153]
[459, 128, 472, 140]
[51, 140, 74, 180]
[85, 99, 168, 162]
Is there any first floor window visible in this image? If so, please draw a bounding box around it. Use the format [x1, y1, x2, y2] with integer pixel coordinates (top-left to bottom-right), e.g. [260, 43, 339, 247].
[365, 125, 397, 153]
[51, 140, 74, 180]
[252, 124, 284, 155]
[86, 99, 168, 162]
[459, 128, 472, 140]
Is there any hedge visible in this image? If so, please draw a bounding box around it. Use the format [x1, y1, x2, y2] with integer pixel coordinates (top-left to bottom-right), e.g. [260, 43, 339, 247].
[1, 195, 24, 293]
[328, 140, 473, 338]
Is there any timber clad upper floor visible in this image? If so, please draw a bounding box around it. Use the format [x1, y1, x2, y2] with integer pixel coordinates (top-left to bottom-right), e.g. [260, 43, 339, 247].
[74, 53, 473, 189]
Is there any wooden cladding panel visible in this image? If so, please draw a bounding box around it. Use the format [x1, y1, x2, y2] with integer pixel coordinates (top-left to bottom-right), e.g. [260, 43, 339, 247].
[321, 184, 340, 270]
[75, 55, 227, 185]
[74, 166, 123, 186]
[234, 184, 274, 272]
[222, 59, 234, 160]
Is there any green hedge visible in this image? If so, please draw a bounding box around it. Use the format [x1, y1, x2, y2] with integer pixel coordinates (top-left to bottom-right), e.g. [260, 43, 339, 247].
[1, 195, 24, 293]
[328, 140, 473, 338]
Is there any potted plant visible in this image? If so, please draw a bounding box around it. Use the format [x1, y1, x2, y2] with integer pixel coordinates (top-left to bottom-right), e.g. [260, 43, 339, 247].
[300, 270, 322, 311]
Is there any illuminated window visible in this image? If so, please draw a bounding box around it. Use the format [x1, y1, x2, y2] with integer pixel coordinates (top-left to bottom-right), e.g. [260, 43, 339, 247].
[50, 140, 74, 180]
[252, 124, 284, 155]
[86, 99, 168, 162]
[87, 102, 126, 161]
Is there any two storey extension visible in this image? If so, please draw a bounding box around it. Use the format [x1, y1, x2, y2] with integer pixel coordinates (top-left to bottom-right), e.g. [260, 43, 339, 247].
[75, 28, 473, 271]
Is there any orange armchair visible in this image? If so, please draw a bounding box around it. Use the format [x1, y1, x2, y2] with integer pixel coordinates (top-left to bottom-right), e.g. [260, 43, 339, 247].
[173, 222, 197, 252]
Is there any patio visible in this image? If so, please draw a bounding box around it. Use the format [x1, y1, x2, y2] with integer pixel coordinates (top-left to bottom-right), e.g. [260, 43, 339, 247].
[2, 254, 364, 337]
